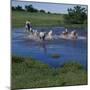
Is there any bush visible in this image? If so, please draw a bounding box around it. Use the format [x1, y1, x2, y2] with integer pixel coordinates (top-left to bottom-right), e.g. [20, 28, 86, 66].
[12, 56, 24, 63]
[64, 5, 87, 24]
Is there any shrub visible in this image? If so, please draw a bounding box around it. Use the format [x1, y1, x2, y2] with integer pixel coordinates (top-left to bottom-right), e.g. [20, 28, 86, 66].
[12, 56, 24, 63]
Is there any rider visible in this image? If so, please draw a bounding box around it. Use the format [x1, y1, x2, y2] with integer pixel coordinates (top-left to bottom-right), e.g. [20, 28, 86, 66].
[25, 20, 32, 32]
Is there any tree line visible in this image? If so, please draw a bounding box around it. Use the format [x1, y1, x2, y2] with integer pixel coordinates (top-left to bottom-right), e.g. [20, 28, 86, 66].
[12, 5, 51, 14]
[12, 5, 87, 24]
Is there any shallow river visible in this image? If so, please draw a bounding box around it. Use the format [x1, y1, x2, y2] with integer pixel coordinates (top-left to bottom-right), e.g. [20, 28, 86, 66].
[12, 27, 87, 68]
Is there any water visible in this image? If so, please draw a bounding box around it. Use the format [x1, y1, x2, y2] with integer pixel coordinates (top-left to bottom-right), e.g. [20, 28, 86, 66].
[12, 27, 87, 68]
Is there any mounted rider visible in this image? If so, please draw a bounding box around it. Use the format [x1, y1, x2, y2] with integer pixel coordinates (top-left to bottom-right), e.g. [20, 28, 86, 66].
[25, 20, 32, 33]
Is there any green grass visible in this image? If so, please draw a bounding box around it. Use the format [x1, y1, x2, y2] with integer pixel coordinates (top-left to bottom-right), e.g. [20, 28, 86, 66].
[11, 56, 87, 89]
[12, 11, 64, 28]
[12, 11, 86, 28]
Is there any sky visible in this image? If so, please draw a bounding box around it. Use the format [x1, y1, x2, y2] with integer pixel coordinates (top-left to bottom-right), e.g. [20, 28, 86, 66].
[12, 0, 87, 14]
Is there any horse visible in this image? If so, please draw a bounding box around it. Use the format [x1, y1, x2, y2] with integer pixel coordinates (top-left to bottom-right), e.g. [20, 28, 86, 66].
[47, 30, 53, 40]
[39, 32, 47, 41]
[70, 30, 78, 40]
[61, 28, 69, 39]
[62, 28, 68, 36]
[25, 21, 32, 32]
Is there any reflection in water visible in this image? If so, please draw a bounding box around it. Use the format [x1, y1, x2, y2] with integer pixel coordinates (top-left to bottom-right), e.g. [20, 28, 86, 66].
[39, 41, 47, 54]
[39, 38, 78, 55]
[72, 39, 77, 48]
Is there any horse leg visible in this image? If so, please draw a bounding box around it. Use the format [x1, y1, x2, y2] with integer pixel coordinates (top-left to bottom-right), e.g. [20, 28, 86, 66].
[39, 36, 41, 40]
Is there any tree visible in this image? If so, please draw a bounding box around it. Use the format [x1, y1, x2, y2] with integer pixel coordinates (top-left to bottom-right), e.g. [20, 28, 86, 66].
[15, 5, 23, 11]
[40, 9, 45, 13]
[12, 6, 16, 10]
[64, 5, 87, 24]
[25, 5, 38, 12]
[32, 8, 38, 12]
[25, 5, 33, 12]
[47, 11, 51, 14]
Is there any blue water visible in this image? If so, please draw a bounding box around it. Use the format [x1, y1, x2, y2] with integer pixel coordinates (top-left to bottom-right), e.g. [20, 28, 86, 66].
[12, 27, 87, 68]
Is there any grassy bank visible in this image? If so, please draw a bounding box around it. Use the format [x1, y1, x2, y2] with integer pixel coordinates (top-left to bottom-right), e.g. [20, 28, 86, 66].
[12, 11, 86, 28]
[11, 56, 87, 89]
[12, 11, 64, 28]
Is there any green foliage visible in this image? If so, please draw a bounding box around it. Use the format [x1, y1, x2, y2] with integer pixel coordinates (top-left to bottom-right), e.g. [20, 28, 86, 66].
[40, 9, 46, 13]
[48, 11, 51, 14]
[25, 5, 38, 12]
[64, 5, 87, 24]
[11, 56, 87, 89]
[16, 5, 23, 11]
[12, 56, 24, 63]
[12, 5, 24, 11]
[12, 6, 16, 10]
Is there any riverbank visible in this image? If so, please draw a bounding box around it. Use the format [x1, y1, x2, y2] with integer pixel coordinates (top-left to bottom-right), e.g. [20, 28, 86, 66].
[12, 11, 87, 29]
[11, 56, 87, 89]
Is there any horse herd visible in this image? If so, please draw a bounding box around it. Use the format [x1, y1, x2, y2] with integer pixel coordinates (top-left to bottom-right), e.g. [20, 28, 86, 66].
[25, 20, 79, 41]
[25, 27, 78, 41]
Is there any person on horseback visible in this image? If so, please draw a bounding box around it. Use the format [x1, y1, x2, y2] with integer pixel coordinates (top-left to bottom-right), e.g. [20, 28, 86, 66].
[25, 20, 32, 32]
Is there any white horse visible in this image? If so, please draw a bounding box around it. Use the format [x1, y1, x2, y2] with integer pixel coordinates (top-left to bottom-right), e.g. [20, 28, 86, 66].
[70, 30, 78, 40]
[62, 28, 68, 35]
[61, 28, 69, 39]
[39, 32, 46, 40]
[47, 30, 53, 40]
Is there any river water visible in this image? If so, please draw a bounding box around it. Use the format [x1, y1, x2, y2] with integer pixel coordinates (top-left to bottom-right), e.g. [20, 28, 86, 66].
[12, 27, 87, 68]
